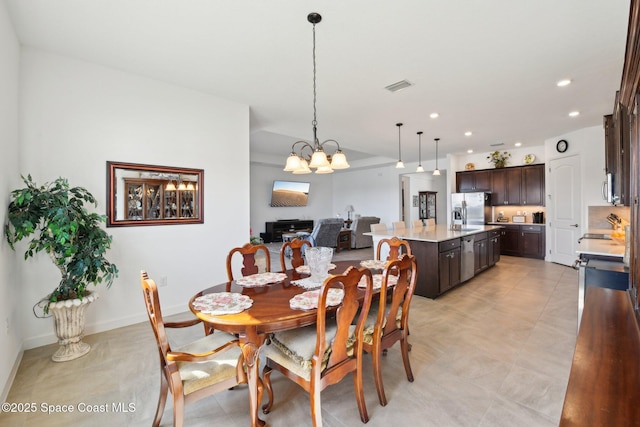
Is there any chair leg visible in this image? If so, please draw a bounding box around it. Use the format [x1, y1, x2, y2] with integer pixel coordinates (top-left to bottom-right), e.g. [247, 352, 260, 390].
[352, 363, 370, 423]
[261, 365, 274, 414]
[400, 336, 414, 382]
[171, 385, 185, 427]
[152, 373, 169, 427]
[310, 382, 323, 427]
[372, 345, 387, 406]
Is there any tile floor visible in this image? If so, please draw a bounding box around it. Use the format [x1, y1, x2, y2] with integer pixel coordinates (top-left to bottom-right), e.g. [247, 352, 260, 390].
[0, 251, 577, 427]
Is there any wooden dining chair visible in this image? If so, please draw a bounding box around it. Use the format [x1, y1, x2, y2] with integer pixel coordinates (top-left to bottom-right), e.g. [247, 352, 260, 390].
[361, 255, 417, 406]
[261, 266, 374, 426]
[140, 271, 255, 427]
[280, 237, 312, 271]
[226, 243, 271, 281]
[376, 236, 412, 260]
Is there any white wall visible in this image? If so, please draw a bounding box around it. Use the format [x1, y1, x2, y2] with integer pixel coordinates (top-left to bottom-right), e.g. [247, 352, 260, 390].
[0, 1, 22, 401]
[17, 49, 250, 349]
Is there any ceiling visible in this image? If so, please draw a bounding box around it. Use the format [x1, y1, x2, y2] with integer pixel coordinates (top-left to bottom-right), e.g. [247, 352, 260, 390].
[5, 0, 631, 168]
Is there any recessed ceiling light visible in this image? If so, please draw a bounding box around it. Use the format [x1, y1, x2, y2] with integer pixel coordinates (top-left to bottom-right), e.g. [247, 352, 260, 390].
[430, 113, 439, 119]
[464, 131, 472, 136]
[569, 111, 580, 117]
[557, 79, 572, 87]
[514, 142, 522, 147]
[467, 149, 473, 154]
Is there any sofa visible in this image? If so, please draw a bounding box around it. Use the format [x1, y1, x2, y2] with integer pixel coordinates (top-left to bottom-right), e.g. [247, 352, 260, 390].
[350, 216, 381, 249]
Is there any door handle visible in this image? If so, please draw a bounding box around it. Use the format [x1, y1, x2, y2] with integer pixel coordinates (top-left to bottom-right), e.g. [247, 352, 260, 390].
[570, 224, 579, 227]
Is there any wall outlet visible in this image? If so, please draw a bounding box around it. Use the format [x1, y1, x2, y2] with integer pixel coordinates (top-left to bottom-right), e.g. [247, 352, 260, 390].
[159, 276, 168, 287]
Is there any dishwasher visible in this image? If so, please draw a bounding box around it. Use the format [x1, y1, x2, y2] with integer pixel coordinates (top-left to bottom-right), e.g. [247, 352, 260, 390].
[460, 235, 475, 282]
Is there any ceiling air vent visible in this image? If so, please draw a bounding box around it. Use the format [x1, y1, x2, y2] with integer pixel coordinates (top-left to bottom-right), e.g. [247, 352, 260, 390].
[385, 80, 413, 93]
[490, 142, 505, 147]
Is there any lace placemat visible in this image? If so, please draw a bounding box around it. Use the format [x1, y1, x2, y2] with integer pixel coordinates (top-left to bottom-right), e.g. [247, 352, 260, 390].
[358, 273, 399, 290]
[235, 272, 287, 287]
[192, 292, 253, 315]
[360, 259, 387, 270]
[289, 288, 344, 310]
[295, 263, 336, 275]
[290, 277, 324, 290]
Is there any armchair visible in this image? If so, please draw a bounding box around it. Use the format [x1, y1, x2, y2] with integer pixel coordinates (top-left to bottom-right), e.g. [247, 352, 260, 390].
[350, 216, 381, 249]
[308, 218, 344, 248]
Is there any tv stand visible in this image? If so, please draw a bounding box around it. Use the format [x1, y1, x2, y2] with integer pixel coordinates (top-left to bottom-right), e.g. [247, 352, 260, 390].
[263, 219, 314, 243]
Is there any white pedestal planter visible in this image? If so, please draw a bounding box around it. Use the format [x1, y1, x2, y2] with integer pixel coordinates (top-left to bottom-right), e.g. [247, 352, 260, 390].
[48, 293, 98, 362]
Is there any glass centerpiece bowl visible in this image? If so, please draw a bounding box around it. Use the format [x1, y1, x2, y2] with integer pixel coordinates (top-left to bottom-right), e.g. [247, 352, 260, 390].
[306, 247, 334, 284]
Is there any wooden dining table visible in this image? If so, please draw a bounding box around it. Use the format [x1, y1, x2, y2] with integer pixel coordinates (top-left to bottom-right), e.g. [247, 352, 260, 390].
[188, 260, 371, 427]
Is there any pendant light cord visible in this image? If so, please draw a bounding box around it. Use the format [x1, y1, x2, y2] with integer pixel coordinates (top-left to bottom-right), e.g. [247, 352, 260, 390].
[312, 22, 318, 131]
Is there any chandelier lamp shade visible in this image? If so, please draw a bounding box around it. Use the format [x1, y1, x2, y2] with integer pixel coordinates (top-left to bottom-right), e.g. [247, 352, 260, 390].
[283, 12, 349, 174]
[433, 137, 441, 176]
[395, 123, 405, 169]
[416, 131, 425, 173]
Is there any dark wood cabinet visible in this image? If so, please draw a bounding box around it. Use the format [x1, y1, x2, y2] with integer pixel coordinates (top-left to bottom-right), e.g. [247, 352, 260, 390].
[263, 220, 314, 243]
[488, 229, 501, 266]
[604, 94, 631, 206]
[499, 224, 545, 259]
[418, 191, 437, 222]
[522, 164, 544, 205]
[439, 243, 461, 293]
[473, 232, 489, 274]
[456, 170, 491, 192]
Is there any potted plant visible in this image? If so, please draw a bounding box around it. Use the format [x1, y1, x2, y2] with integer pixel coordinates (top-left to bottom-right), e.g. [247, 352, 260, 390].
[5, 175, 118, 361]
[487, 150, 511, 168]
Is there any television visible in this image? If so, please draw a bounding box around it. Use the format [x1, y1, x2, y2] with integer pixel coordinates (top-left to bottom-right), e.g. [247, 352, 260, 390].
[270, 180, 310, 207]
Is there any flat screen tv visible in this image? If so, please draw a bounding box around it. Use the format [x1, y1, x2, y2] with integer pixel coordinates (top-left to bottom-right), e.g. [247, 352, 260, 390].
[270, 180, 310, 207]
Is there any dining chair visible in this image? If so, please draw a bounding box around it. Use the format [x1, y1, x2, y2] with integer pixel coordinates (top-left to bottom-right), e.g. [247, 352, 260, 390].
[361, 254, 417, 406]
[424, 218, 436, 228]
[412, 219, 424, 229]
[261, 266, 374, 426]
[226, 243, 271, 281]
[392, 221, 406, 232]
[376, 236, 412, 260]
[280, 237, 312, 271]
[370, 223, 388, 233]
[140, 271, 255, 427]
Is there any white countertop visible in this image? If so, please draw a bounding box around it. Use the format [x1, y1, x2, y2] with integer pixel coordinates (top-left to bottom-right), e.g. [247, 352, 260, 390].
[576, 228, 625, 258]
[364, 224, 503, 243]
[487, 221, 545, 226]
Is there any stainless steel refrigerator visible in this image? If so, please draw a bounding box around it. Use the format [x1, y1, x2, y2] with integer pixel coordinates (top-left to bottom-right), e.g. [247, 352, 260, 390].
[451, 192, 492, 225]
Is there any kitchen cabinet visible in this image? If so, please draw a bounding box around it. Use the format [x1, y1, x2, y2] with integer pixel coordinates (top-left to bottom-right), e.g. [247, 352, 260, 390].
[490, 167, 522, 205]
[473, 232, 488, 274]
[488, 229, 501, 266]
[438, 239, 461, 293]
[522, 164, 544, 205]
[603, 93, 631, 206]
[456, 170, 491, 192]
[499, 224, 545, 259]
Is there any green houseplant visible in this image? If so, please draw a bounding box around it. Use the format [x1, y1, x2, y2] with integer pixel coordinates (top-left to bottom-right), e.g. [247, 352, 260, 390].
[5, 175, 118, 361]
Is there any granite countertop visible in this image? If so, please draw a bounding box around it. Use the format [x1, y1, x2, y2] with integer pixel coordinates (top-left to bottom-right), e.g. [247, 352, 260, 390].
[364, 224, 503, 243]
[487, 221, 545, 226]
[576, 228, 625, 258]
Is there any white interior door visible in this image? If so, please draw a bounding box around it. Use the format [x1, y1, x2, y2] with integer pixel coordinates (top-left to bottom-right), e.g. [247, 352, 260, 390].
[548, 155, 582, 266]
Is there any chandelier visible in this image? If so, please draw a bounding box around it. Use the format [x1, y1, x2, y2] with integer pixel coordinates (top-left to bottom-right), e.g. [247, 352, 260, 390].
[283, 12, 349, 175]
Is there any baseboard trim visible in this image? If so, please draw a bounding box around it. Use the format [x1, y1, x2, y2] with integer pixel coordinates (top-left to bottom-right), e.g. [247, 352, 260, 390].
[1, 347, 24, 403]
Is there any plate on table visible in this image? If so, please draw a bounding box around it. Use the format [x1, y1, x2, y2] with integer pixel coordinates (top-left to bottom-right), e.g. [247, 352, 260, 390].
[523, 154, 536, 164]
[235, 272, 287, 287]
[192, 292, 253, 315]
[295, 263, 336, 275]
[289, 288, 344, 310]
[358, 273, 399, 290]
[360, 259, 387, 270]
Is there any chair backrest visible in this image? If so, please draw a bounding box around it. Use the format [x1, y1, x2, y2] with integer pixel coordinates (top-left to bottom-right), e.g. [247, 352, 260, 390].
[370, 223, 387, 233]
[412, 219, 424, 229]
[309, 218, 344, 247]
[140, 271, 171, 362]
[316, 266, 373, 374]
[424, 218, 436, 228]
[392, 221, 406, 232]
[375, 254, 417, 339]
[280, 238, 312, 271]
[226, 243, 271, 281]
[376, 236, 412, 260]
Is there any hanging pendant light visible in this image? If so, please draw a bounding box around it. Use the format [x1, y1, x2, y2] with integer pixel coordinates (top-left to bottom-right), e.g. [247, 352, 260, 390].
[416, 131, 425, 172]
[395, 123, 405, 169]
[283, 13, 349, 174]
[433, 137, 441, 176]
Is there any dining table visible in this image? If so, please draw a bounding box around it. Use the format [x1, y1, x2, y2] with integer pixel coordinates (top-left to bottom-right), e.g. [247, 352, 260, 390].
[188, 259, 383, 427]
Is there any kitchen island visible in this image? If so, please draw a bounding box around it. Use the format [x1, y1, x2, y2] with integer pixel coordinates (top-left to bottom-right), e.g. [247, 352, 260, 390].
[365, 224, 503, 298]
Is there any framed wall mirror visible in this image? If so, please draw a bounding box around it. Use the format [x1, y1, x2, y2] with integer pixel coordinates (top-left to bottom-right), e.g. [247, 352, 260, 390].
[106, 161, 204, 227]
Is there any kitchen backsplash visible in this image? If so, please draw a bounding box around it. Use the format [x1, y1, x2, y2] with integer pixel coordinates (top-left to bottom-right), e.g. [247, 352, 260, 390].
[493, 206, 546, 223]
[588, 205, 630, 229]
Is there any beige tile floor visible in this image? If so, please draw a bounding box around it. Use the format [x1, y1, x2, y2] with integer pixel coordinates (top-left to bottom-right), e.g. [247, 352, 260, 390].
[1, 250, 578, 427]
